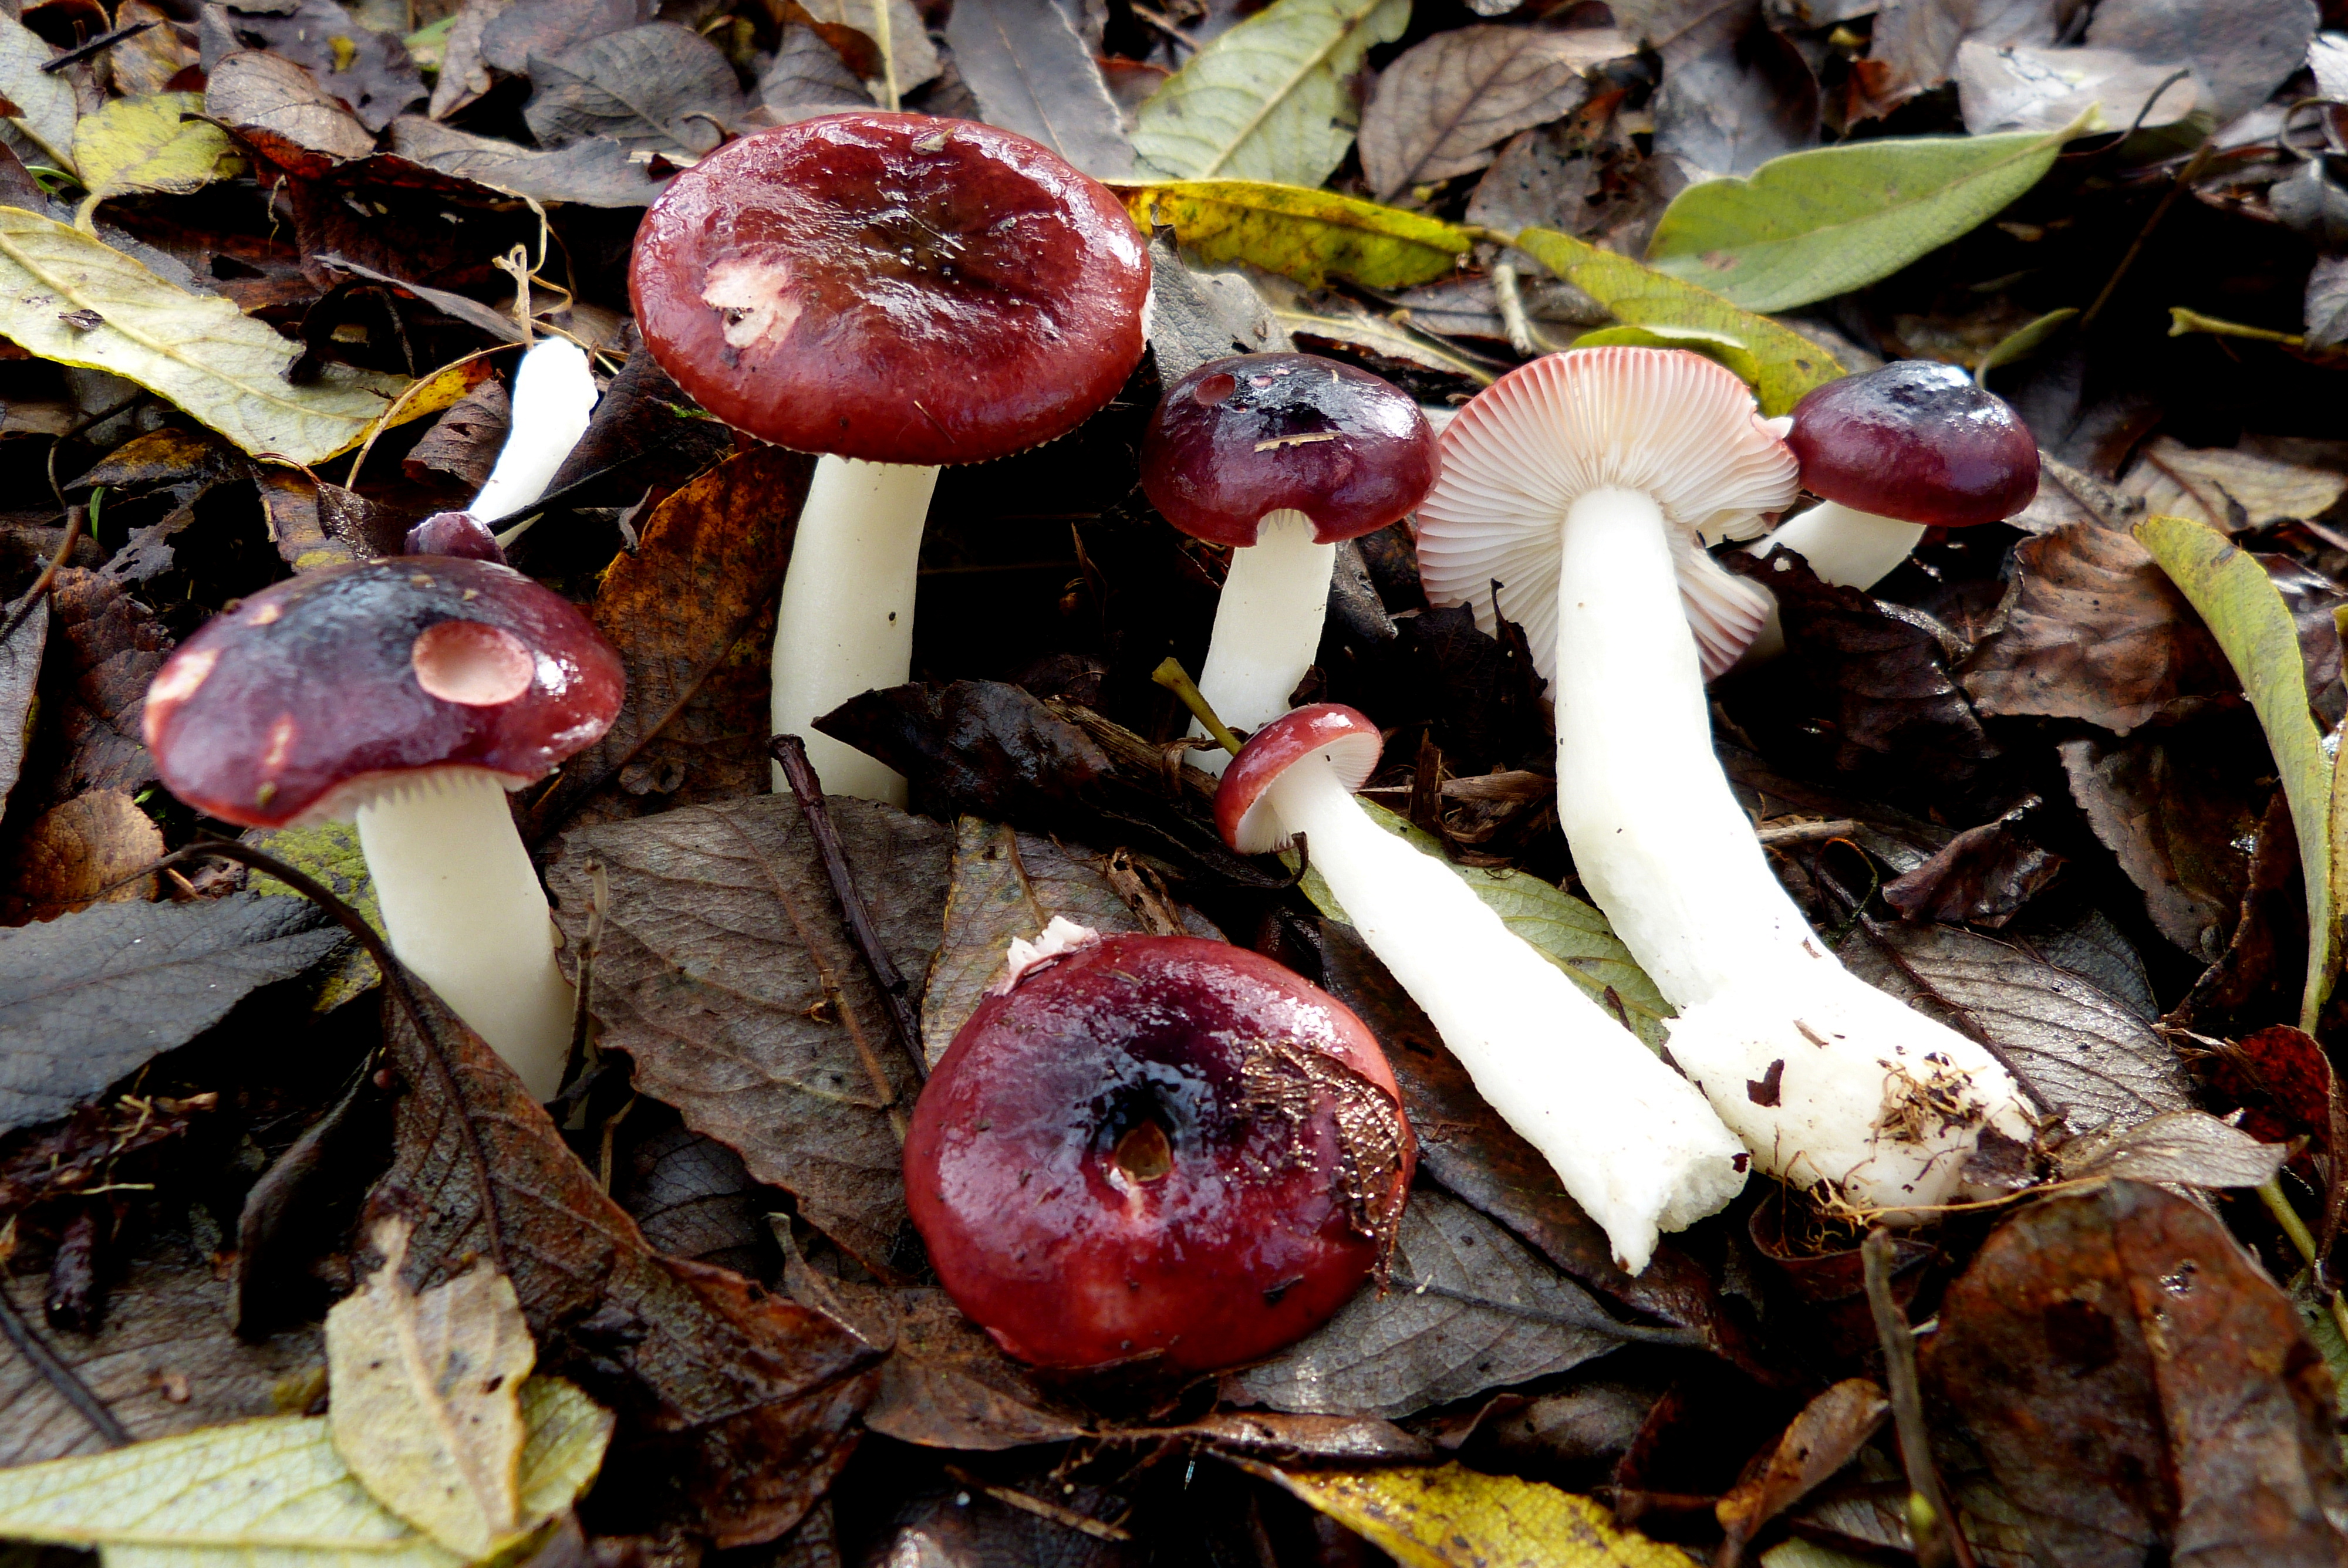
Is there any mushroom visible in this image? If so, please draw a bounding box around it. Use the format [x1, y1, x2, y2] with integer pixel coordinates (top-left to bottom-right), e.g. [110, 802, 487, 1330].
[143, 557, 623, 1099]
[628, 111, 1150, 803]
[1139, 353, 1436, 773]
[1214, 703, 1747, 1273]
[1415, 347, 2036, 1214]
[402, 337, 603, 563]
[1742, 360, 2039, 660]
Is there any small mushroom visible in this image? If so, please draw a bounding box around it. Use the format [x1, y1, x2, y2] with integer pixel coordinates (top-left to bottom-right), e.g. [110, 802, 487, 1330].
[143, 557, 623, 1099]
[629, 112, 1150, 803]
[1214, 704, 1747, 1273]
[1139, 354, 1436, 772]
[1415, 348, 2036, 1215]
[1742, 360, 2039, 659]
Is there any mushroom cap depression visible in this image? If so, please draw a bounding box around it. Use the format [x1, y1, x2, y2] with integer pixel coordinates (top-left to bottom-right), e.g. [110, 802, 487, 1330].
[143, 557, 623, 829]
[629, 112, 1151, 467]
[1216, 704, 1384, 854]
[1415, 347, 1800, 682]
[1784, 359, 2039, 526]
[1140, 354, 1439, 547]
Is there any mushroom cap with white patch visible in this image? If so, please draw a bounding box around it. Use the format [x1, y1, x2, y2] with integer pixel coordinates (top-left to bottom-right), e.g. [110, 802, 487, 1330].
[1414, 348, 1801, 682]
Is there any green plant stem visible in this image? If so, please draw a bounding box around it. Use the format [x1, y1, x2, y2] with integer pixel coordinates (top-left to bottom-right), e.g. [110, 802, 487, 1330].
[1151, 656, 1244, 756]
[2258, 1174, 2348, 1345]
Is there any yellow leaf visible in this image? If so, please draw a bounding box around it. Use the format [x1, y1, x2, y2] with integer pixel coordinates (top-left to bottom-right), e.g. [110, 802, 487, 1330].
[1266, 1464, 1701, 1567]
[71, 93, 240, 233]
[326, 1219, 535, 1559]
[1115, 180, 1471, 289]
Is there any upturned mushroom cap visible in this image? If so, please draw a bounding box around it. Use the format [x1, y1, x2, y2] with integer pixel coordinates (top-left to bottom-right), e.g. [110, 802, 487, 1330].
[1140, 354, 1439, 547]
[144, 557, 623, 828]
[1216, 704, 1384, 854]
[1784, 360, 2039, 526]
[1415, 347, 1800, 682]
[629, 112, 1149, 467]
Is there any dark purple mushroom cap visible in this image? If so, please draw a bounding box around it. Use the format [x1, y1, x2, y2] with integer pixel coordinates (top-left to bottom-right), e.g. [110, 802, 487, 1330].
[404, 511, 506, 563]
[1141, 354, 1439, 548]
[628, 112, 1150, 468]
[143, 557, 623, 828]
[1784, 360, 2039, 527]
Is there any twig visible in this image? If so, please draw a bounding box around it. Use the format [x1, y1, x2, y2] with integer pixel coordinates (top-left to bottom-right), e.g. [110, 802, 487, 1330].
[1861, 1229, 1974, 1568]
[1126, 2, 1196, 52]
[39, 19, 157, 71]
[1150, 656, 1243, 755]
[770, 735, 928, 1084]
[0, 1281, 129, 1445]
[2079, 137, 2217, 332]
[942, 1465, 1133, 1542]
[0, 502, 79, 650]
[1755, 817, 1864, 847]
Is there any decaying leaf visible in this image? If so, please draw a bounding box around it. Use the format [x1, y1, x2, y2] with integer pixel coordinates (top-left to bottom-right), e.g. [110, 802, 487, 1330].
[1356, 26, 1626, 201]
[207, 49, 378, 173]
[2056, 1109, 2290, 1191]
[522, 22, 744, 156]
[2122, 435, 2348, 538]
[0, 594, 45, 822]
[2059, 733, 2260, 962]
[69, 93, 239, 230]
[0, 786, 161, 923]
[1261, 1462, 1701, 1567]
[0, 10, 80, 174]
[1118, 180, 1475, 289]
[389, 116, 670, 205]
[943, 0, 1133, 177]
[1715, 1378, 1888, 1564]
[203, 0, 427, 131]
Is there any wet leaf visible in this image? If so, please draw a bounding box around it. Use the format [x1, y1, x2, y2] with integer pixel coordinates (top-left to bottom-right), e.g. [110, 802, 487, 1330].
[327, 1218, 535, 1559]
[1130, 0, 1411, 187]
[0, 892, 344, 1135]
[1263, 1462, 1699, 1567]
[1877, 806, 2062, 929]
[822, 1282, 1093, 1451]
[0, 209, 405, 464]
[207, 49, 377, 173]
[1232, 1189, 1635, 1420]
[0, 786, 161, 924]
[112, 0, 197, 97]
[0, 11, 79, 174]
[2059, 734, 2259, 962]
[615, 1116, 775, 1278]
[204, 0, 427, 132]
[387, 116, 670, 205]
[757, 18, 873, 121]
[69, 93, 238, 230]
[799, 0, 939, 104]
[523, 22, 744, 156]
[943, 0, 1133, 177]
[2121, 436, 2348, 537]
[547, 795, 949, 1273]
[1644, 113, 2090, 313]
[2137, 512, 2335, 1031]
[1715, 1379, 1888, 1562]
[1355, 25, 1626, 201]
[0, 594, 45, 819]
[1924, 1180, 2348, 1567]
[1955, 42, 2205, 137]
[2056, 1109, 2289, 1190]
[1116, 180, 1473, 289]
[403, 374, 508, 491]
[1512, 226, 1844, 414]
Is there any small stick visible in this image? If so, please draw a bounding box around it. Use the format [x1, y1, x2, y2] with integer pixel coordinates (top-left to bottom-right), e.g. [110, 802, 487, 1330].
[2079, 137, 2216, 332]
[1862, 1229, 1975, 1568]
[771, 734, 927, 1083]
[1755, 818, 1864, 847]
[39, 19, 157, 71]
[0, 1279, 129, 1445]
[942, 1465, 1132, 1542]
[1150, 656, 1243, 756]
[0, 503, 79, 649]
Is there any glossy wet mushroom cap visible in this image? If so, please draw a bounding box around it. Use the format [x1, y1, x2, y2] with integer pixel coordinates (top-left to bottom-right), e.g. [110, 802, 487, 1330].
[1140, 353, 1439, 547]
[143, 557, 623, 827]
[628, 112, 1150, 467]
[1216, 704, 1384, 854]
[905, 931, 1413, 1374]
[1784, 360, 2039, 526]
[404, 511, 507, 563]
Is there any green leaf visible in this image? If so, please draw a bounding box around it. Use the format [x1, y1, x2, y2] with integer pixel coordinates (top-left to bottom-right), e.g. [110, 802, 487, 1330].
[1296, 799, 1671, 1046]
[1264, 1464, 1699, 1567]
[0, 1376, 610, 1568]
[1510, 227, 1842, 415]
[1568, 322, 1761, 387]
[71, 94, 239, 232]
[1131, 0, 1409, 187]
[1114, 180, 1471, 288]
[2136, 513, 2335, 1032]
[0, 11, 78, 175]
[1644, 112, 2094, 313]
[0, 207, 406, 465]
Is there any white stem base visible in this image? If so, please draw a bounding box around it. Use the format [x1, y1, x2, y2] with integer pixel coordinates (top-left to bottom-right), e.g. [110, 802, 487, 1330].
[356, 771, 574, 1100]
[1739, 502, 1928, 663]
[771, 455, 939, 805]
[1192, 511, 1334, 778]
[1550, 486, 2036, 1208]
[471, 339, 599, 523]
[1268, 758, 1747, 1273]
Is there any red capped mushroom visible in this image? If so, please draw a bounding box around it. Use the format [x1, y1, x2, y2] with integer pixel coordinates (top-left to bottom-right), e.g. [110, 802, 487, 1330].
[629, 111, 1150, 803]
[1141, 354, 1436, 770]
[143, 557, 623, 1098]
[905, 924, 1413, 1373]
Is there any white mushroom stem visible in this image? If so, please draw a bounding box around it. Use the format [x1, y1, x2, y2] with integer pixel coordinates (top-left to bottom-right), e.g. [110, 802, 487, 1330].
[472, 339, 600, 523]
[355, 769, 574, 1100]
[1264, 751, 1747, 1273]
[1739, 501, 1927, 662]
[770, 455, 939, 805]
[1553, 486, 2036, 1211]
[1192, 510, 1334, 778]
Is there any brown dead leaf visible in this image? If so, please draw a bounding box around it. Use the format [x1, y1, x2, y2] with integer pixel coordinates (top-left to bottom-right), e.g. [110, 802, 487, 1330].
[1357, 25, 1625, 201]
[809, 1279, 1092, 1452]
[546, 796, 948, 1274]
[111, 0, 197, 96]
[429, 0, 511, 118]
[27, 567, 170, 812]
[0, 595, 45, 822]
[1879, 800, 2062, 928]
[205, 49, 376, 173]
[1715, 1378, 1888, 1566]
[201, 0, 425, 131]
[1924, 1180, 2348, 1567]
[614, 1115, 776, 1280]
[2122, 435, 2348, 536]
[403, 374, 510, 492]
[0, 786, 161, 924]
[2060, 733, 2261, 963]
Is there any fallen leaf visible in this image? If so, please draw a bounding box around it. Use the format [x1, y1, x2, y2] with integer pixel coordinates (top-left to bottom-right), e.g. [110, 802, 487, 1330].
[1131, 0, 1411, 187]
[0, 786, 162, 924]
[1356, 26, 1625, 201]
[1955, 41, 2207, 136]
[523, 22, 743, 156]
[206, 49, 378, 173]
[1512, 227, 1844, 415]
[1262, 1462, 1700, 1567]
[546, 795, 949, 1271]
[1231, 1189, 1635, 1420]
[1878, 805, 2062, 928]
[0, 11, 78, 174]
[0, 595, 45, 819]
[0, 1375, 609, 1562]
[427, 0, 510, 117]
[1116, 180, 1474, 289]
[478, 0, 647, 75]
[944, 0, 1133, 177]
[757, 18, 875, 121]
[2057, 1108, 2290, 1190]
[1145, 1409, 1435, 1462]
[832, 1283, 1094, 1451]
[616, 1116, 777, 1277]
[1865, 0, 2083, 109]
[327, 1218, 535, 1559]
[69, 92, 238, 230]
[1715, 1379, 1889, 1564]
[2122, 435, 2348, 536]
[538, 336, 734, 501]
[29, 567, 166, 813]
[245, 816, 381, 1011]
[387, 115, 671, 206]
[1142, 226, 1291, 383]
[1924, 1180, 2348, 1567]
[800, 0, 940, 103]
[2180, 790, 2306, 1039]
[0, 892, 345, 1135]
[2084, 0, 2318, 126]
[1465, 119, 1597, 236]
[403, 373, 509, 491]
[1644, 113, 2089, 313]
[110, 0, 198, 98]
[1651, 17, 1817, 181]
[2059, 733, 2259, 962]
[203, 0, 427, 131]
